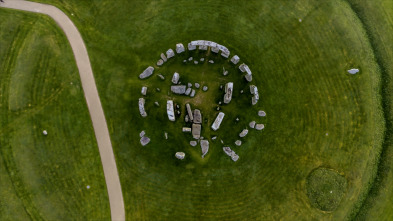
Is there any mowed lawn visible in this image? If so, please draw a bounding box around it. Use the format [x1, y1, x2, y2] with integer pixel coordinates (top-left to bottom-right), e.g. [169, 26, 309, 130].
[7, 0, 393, 220]
[0, 10, 110, 220]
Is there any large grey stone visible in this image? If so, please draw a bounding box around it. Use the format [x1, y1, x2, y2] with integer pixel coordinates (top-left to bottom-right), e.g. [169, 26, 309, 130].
[249, 121, 256, 128]
[223, 147, 239, 162]
[172, 72, 180, 84]
[171, 85, 186, 94]
[138, 98, 147, 117]
[188, 43, 196, 51]
[140, 136, 150, 146]
[258, 110, 266, 117]
[255, 124, 265, 130]
[185, 88, 192, 95]
[224, 82, 233, 104]
[199, 45, 208, 50]
[139, 66, 154, 79]
[186, 103, 194, 121]
[166, 49, 175, 59]
[175, 152, 185, 160]
[200, 140, 209, 158]
[239, 129, 248, 138]
[195, 83, 200, 88]
[190, 89, 196, 97]
[193, 109, 202, 124]
[182, 127, 192, 132]
[231, 55, 240, 64]
[202, 86, 208, 91]
[139, 131, 145, 138]
[161, 53, 167, 62]
[176, 43, 185, 54]
[190, 141, 197, 146]
[348, 69, 359, 74]
[192, 123, 201, 139]
[157, 59, 164, 66]
[167, 100, 175, 121]
[211, 112, 225, 131]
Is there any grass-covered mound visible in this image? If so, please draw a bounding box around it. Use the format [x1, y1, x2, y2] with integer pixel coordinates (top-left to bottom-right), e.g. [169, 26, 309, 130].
[0, 9, 110, 220]
[306, 167, 347, 211]
[6, 0, 393, 219]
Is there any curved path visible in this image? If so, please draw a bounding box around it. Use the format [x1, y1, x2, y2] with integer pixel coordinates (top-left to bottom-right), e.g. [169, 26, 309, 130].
[0, 1, 125, 220]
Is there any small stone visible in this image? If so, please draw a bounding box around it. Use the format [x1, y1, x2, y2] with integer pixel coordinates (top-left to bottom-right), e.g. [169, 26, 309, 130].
[218, 101, 222, 105]
[183, 60, 187, 63]
[203, 86, 208, 91]
[239, 129, 248, 137]
[190, 141, 197, 146]
[348, 68, 359, 74]
[212, 136, 217, 140]
[175, 152, 185, 160]
[188, 57, 193, 61]
[258, 111, 266, 117]
[172, 72, 180, 84]
[216, 107, 220, 111]
[249, 121, 256, 128]
[154, 102, 159, 106]
[171, 85, 186, 94]
[43, 130, 48, 136]
[194, 61, 199, 64]
[221, 140, 224, 144]
[255, 124, 265, 130]
[209, 60, 214, 64]
[141, 86, 147, 96]
[157, 59, 164, 66]
[192, 124, 201, 139]
[140, 136, 150, 146]
[164, 132, 168, 139]
[235, 140, 242, 146]
[185, 115, 189, 123]
[176, 104, 180, 109]
[185, 88, 192, 95]
[187, 83, 192, 88]
[139, 130, 145, 138]
[236, 118, 239, 122]
[177, 111, 181, 115]
[195, 83, 200, 88]
[158, 74, 165, 80]
[156, 88, 160, 92]
[299, 18, 302, 22]
[182, 127, 192, 132]
[86, 185, 90, 189]
[193, 109, 202, 124]
[190, 89, 196, 97]
[139, 66, 154, 79]
[220, 85, 223, 90]
[200, 137, 204, 140]
[166, 49, 175, 59]
[240, 90, 244, 94]
[200, 58, 205, 62]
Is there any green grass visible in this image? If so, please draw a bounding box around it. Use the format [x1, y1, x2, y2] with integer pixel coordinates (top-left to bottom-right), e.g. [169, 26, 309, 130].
[0, 9, 110, 220]
[6, 0, 393, 219]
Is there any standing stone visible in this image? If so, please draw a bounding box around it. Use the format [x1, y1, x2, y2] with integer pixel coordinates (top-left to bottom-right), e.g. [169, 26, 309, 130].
[172, 72, 180, 84]
[202, 86, 208, 91]
[258, 110, 266, 117]
[186, 103, 194, 121]
[211, 47, 220, 53]
[175, 152, 185, 160]
[185, 88, 192, 95]
[192, 124, 201, 139]
[239, 129, 248, 137]
[188, 43, 196, 51]
[255, 124, 265, 130]
[235, 140, 242, 146]
[176, 43, 185, 54]
[157, 59, 164, 66]
[187, 83, 192, 88]
[139, 66, 154, 79]
[139, 131, 145, 138]
[190, 141, 197, 146]
[139, 98, 147, 117]
[166, 49, 175, 59]
[231, 55, 240, 64]
[141, 86, 147, 96]
[190, 89, 196, 97]
[161, 53, 167, 62]
[249, 121, 256, 128]
[171, 85, 186, 94]
[211, 112, 225, 131]
[199, 45, 208, 50]
[193, 109, 202, 124]
[140, 136, 150, 146]
[200, 140, 209, 158]
[167, 100, 175, 121]
[223, 82, 233, 104]
[195, 83, 200, 88]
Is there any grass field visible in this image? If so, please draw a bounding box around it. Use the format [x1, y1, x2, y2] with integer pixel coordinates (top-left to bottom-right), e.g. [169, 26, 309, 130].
[3, 0, 393, 220]
[0, 9, 110, 220]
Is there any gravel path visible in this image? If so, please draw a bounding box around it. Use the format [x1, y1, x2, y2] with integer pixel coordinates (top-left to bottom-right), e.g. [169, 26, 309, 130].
[0, 1, 125, 220]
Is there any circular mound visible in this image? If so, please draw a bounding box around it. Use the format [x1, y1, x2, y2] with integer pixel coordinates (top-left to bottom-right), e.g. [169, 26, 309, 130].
[306, 167, 347, 211]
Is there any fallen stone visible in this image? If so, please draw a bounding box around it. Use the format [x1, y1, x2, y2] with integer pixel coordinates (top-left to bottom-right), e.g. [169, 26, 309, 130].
[140, 136, 150, 146]
[231, 55, 240, 65]
[193, 109, 202, 124]
[157, 59, 164, 66]
[182, 127, 192, 132]
[185, 88, 192, 95]
[176, 43, 185, 54]
[186, 103, 194, 121]
[211, 112, 225, 131]
[203, 86, 208, 91]
[158, 74, 165, 80]
[239, 129, 248, 137]
[249, 121, 256, 128]
[200, 140, 209, 158]
[190, 141, 197, 146]
[154, 101, 159, 106]
[190, 89, 196, 97]
[166, 48, 175, 59]
[245, 74, 252, 82]
[224, 82, 233, 104]
[195, 83, 200, 88]
[348, 68, 359, 74]
[171, 85, 186, 94]
[258, 110, 266, 117]
[235, 140, 242, 146]
[223, 147, 239, 162]
[172, 72, 180, 84]
[139, 98, 147, 117]
[250, 85, 259, 105]
[199, 45, 208, 50]
[192, 123, 201, 139]
[139, 131, 145, 137]
[167, 100, 175, 121]
[209, 60, 214, 64]
[141, 86, 147, 96]
[188, 43, 196, 51]
[161, 53, 167, 62]
[139, 66, 154, 79]
[255, 124, 265, 130]
[175, 152, 185, 160]
[43, 130, 48, 136]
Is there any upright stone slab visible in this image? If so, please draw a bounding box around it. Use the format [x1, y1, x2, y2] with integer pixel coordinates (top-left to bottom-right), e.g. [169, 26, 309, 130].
[190, 89, 196, 97]
[188, 43, 196, 51]
[172, 72, 180, 84]
[211, 47, 219, 53]
[176, 43, 185, 53]
[138, 98, 147, 117]
[224, 82, 233, 104]
[192, 123, 201, 139]
[199, 45, 208, 50]
[167, 100, 175, 121]
[171, 85, 186, 94]
[200, 140, 209, 158]
[139, 66, 154, 79]
[231, 55, 240, 64]
[186, 103, 194, 121]
[141, 86, 147, 96]
[211, 112, 225, 131]
[140, 136, 150, 146]
[255, 124, 265, 130]
[193, 109, 202, 124]
[161, 53, 167, 62]
[166, 48, 175, 59]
